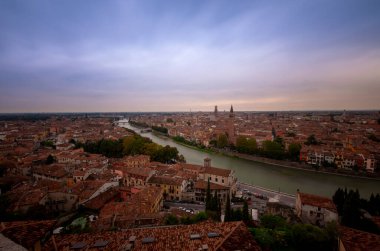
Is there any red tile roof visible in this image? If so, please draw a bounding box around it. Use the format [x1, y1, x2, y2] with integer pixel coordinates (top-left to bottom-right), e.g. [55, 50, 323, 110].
[43, 221, 260, 251]
[0, 220, 56, 249]
[298, 192, 337, 212]
[339, 226, 380, 251]
[195, 180, 230, 190]
[203, 167, 232, 177]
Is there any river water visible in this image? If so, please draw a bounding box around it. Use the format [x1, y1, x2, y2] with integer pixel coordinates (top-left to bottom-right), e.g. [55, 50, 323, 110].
[120, 121, 380, 199]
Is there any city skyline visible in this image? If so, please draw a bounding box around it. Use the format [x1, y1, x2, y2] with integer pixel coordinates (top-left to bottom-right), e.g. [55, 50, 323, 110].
[1, 0, 380, 112]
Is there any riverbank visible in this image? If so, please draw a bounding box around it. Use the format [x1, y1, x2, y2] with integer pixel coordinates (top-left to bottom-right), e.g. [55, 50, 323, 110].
[220, 150, 380, 181]
[151, 130, 380, 181]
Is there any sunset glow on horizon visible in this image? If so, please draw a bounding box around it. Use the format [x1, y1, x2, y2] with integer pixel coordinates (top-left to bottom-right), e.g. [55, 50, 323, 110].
[1, 0, 380, 112]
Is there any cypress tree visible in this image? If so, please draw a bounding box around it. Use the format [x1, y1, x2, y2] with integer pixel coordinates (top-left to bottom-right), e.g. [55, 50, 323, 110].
[242, 200, 250, 222]
[212, 190, 218, 211]
[206, 178, 211, 211]
[225, 193, 232, 222]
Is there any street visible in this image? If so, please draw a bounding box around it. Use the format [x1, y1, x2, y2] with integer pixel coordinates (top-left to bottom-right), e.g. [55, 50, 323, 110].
[238, 182, 296, 207]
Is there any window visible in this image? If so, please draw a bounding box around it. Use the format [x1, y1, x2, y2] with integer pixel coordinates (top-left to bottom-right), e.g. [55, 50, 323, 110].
[222, 179, 224, 183]
[310, 211, 314, 216]
[215, 178, 218, 182]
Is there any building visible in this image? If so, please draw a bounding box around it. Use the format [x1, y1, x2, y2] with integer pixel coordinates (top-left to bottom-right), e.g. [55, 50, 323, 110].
[98, 186, 163, 229]
[147, 175, 187, 201]
[42, 221, 261, 251]
[123, 167, 155, 187]
[295, 191, 338, 226]
[338, 226, 380, 251]
[0, 220, 56, 251]
[123, 155, 150, 168]
[199, 158, 237, 195]
[194, 180, 230, 205]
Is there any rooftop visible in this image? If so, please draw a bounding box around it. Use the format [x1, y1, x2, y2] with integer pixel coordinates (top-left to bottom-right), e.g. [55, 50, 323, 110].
[195, 180, 230, 190]
[339, 226, 380, 251]
[203, 167, 232, 177]
[43, 221, 260, 251]
[298, 192, 337, 212]
[0, 220, 56, 249]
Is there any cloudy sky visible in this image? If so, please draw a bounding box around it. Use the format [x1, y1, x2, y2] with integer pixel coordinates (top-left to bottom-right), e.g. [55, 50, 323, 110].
[1, 0, 380, 112]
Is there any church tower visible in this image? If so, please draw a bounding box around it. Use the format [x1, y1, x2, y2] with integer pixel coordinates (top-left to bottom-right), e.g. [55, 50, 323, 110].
[228, 105, 235, 144]
[229, 105, 234, 118]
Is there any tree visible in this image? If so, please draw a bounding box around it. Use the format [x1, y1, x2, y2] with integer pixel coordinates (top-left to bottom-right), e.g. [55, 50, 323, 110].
[332, 188, 346, 215]
[341, 189, 361, 228]
[262, 140, 285, 159]
[305, 134, 318, 145]
[217, 134, 228, 148]
[164, 214, 179, 225]
[242, 200, 250, 222]
[225, 193, 232, 222]
[290, 224, 331, 251]
[288, 143, 302, 161]
[232, 208, 242, 221]
[152, 145, 179, 163]
[236, 136, 257, 154]
[46, 154, 55, 165]
[193, 211, 208, 222]
[211, 190, 219, 211]
[274, 137, 284, 149]
[260, 215, 286, 229]
[206, 179, 211, 211]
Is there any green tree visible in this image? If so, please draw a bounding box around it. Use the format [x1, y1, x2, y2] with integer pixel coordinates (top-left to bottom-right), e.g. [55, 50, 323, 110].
[274, 137, 284, 148]
[180, 216, 194, 225]
[193, 211, 208, 223]
[242, 200, 250, 222]
[232, 208, 242, 221]
[164, 214, 179, 225]
[236, 136, 257, 154]
[217, 134, 228, 148]
[341, 189, 361, 228]
[260, 215, 286, 229]
[305, 134, 318, 145]
[288, 143, 302, 161]
[290, 224, 331, 251]
[332, 187, 346, 215]
[206, 179, 211, 211]
[262, 140, 285, 159]
[225, 193, 232, 222]
[46, 154, 55, 165]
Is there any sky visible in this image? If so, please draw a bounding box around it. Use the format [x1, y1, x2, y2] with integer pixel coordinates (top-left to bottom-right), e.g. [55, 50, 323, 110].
[1, 0, 380, 112]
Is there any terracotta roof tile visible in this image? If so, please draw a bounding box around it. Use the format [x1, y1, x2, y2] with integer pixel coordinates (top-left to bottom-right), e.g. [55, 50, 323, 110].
[298, 192, 337, 212]
[339, 226, 380, 251]
[0, 220, 56, 249]
[43, 221, 261, 251]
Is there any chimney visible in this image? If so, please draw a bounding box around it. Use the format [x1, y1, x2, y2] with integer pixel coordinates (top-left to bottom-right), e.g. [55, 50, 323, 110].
[204, 158, 211, 168]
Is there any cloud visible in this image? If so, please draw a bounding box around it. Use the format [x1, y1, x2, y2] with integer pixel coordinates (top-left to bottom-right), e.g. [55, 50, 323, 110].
[0, 0, 380, 112]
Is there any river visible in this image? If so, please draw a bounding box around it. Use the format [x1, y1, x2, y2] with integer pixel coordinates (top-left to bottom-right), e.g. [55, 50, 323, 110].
[120, 121, 380, 199]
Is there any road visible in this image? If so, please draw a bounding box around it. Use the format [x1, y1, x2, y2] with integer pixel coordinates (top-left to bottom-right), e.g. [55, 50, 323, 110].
[164, 202, 205, 212]
[164, 200, 247, 213]
[238, 182, 296, 207]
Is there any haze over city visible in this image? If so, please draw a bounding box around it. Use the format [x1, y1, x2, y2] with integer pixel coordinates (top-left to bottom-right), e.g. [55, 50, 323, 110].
[1, 0, 380, 112]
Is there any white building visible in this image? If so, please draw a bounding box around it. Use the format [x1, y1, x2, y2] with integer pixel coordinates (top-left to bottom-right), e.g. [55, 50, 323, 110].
[295, 191, 338, 226]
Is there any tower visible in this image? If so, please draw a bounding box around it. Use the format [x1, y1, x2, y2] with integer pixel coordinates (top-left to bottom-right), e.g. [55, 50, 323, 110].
[228, 105, 236, 143]
[204, 157, 211, 167]
[214, 105, 218, 115]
